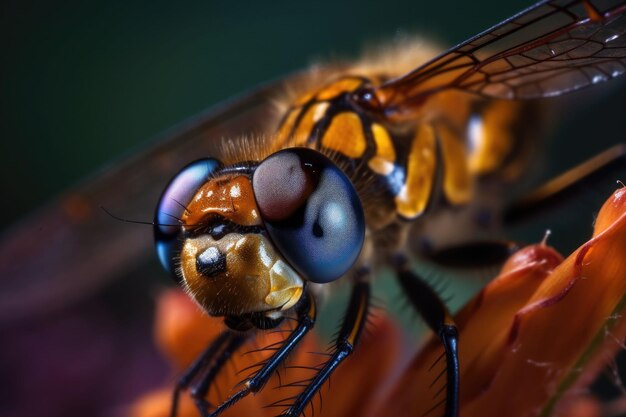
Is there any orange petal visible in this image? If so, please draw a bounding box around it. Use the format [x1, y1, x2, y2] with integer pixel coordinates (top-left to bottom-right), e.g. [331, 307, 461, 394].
[153, 289, 225, 370]
[592, 186, 626, 237]
[379, 187, 626, 417]
[556, 395, 602, 417]
[129, 388, 195, 417]
[376, 243, 563, 417]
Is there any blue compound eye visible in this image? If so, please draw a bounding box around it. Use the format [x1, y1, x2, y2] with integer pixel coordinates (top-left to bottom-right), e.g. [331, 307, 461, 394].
[252, 148, 365, 284]
[154, 158, 221, 279]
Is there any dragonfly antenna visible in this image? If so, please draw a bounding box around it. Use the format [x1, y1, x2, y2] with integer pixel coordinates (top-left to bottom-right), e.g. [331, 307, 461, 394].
[100, 206, 180, 227]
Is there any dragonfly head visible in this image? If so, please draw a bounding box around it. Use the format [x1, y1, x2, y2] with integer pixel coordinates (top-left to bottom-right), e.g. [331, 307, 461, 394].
[154, 148, 365, 317]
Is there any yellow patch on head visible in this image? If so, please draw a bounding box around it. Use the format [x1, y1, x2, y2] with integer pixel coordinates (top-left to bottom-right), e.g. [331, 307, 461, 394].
[180, 234, 304, 316]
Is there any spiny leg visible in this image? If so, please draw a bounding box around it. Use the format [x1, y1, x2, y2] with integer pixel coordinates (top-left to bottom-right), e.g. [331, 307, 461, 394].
[395, 256, 459, 417]
[189, 332, 248, 417]
[170, 331, 232, 417]
[206, 293, 317, 417]
[404, 146, 626, 415]
[280, 276, 371, 417]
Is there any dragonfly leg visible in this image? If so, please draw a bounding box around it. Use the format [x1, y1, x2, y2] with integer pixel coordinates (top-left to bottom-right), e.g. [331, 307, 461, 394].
[187, 332, 248, 417]
[281, 276, 371, 417]
[505, 144, 626, 225]
[169, 331, 232, 417]
[395, 256, 459, 417]
[206, 293, 316, 417]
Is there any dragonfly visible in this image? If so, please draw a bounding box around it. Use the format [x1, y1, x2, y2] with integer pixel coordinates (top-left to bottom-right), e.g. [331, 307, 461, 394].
[1, 1, 626, 417]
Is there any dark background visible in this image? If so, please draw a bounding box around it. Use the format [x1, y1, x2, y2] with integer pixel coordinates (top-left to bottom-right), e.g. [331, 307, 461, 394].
[3, 0, 624, 230]
[1, 1, 625, 416]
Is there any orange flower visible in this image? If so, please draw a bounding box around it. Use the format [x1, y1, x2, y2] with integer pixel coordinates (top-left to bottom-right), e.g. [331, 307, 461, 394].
[130, 187, 626, 417]
[378, 186, 626, 417]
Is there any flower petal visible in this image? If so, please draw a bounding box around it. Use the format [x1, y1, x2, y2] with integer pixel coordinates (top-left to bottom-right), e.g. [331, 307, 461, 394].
[379, 187, 626, 417]
[154, 289, 225, 370]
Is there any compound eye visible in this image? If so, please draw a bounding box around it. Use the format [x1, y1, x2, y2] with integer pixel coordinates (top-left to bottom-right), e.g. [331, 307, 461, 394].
[252, 148, 365, 283]
[154, 158, 221, 278]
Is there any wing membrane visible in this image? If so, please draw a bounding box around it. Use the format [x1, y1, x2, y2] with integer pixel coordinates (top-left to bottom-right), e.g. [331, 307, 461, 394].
[377, 0, 626, 113]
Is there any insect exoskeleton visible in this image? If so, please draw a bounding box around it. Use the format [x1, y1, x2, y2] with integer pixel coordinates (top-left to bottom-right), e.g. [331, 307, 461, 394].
[148, 2, 626, 416]
[154, 147, 365, 322]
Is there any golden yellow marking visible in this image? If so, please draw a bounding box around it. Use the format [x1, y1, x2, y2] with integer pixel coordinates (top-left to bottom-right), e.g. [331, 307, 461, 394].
[468, 101, 518, 176]
[321, 112, 366, 159]
[427, 90, 473, 129]
[291, 101, 330, 146]
[368, 123, 396, 175]
[395, 123, 437, 219]
[378, 68, 471, 122]
[316, 77, 363, 100]
[275, 108, 301, 148]
[438, 124, 472, 205]
[295, 91, 315, 106]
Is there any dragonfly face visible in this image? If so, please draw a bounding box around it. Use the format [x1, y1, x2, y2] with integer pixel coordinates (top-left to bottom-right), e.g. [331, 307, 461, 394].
[155, 148, 365, 317]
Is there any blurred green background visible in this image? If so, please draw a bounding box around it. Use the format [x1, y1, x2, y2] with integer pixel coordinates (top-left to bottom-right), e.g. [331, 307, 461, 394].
[1, 1, 626, 416]
[3, 0, 624, 231]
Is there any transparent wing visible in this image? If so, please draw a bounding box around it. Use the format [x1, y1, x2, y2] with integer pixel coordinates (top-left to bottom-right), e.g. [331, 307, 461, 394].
[377, 0, 626, 114]
[0, 73, 313, 324]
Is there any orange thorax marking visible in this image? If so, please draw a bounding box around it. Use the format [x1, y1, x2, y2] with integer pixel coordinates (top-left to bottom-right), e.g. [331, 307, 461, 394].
[395, 123, 437, 219]
[368, 123, 396, 176]
[275, 76, 367, 152]
[321, 112, 367, 159]
[275, 75, 528, 223]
